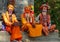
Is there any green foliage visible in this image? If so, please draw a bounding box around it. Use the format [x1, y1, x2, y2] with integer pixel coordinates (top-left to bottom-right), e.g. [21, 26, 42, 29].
[34, 0, 60, 29]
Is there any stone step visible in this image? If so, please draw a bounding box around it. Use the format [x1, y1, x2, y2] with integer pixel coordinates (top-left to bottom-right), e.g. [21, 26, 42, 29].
[22, 32, 60, 42]
[0, 31, 10, 42]
[0, 31, 60, 42]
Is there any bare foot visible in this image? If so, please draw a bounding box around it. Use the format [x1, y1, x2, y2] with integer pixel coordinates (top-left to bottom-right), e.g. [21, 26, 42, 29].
[54, 30, 59, 32]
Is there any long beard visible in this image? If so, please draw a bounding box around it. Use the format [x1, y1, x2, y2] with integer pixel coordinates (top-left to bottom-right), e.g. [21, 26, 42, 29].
[42, 12, 47, 16]
[42, 10, 47, 16]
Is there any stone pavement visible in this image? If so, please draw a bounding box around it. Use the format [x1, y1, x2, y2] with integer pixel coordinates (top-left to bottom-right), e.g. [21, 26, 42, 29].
[0, 31, 10, 42]
[0, 31, 60, 42]
[22, 32, 60, 42]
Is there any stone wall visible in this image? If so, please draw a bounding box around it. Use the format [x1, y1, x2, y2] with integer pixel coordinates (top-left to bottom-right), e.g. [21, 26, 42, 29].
[15, 0, 34, 19]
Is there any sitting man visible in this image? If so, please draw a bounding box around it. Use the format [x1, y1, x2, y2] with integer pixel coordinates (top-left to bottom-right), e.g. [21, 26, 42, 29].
[21, 6, 34, 24]
[39, 3, 57, 36]
[21, 6, 43, 37]
[2, 4, 22, 42]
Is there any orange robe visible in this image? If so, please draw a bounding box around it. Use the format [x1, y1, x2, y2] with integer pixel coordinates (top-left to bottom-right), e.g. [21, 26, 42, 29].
[2, 11, 22, 41]
[22, 23, 43, 37]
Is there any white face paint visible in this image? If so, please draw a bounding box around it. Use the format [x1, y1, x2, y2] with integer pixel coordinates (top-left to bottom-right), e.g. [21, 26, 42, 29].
[8, 9, 13, 15]
[42, 7, 48, 15]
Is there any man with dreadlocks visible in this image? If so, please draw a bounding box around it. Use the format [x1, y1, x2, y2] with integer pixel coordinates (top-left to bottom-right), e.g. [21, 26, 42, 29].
[21, 6, 34, 24]
[2, 4, 22, 42]
[39, 3, 57, 36]
[21, 6, 43, 37]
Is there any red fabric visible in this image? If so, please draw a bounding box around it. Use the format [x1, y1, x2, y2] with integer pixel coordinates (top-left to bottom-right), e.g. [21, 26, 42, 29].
[10, 26, 22, 41]
[6, 26, 11, 33]
[6, 26, 22, 41]
[30, 10, 34, 15]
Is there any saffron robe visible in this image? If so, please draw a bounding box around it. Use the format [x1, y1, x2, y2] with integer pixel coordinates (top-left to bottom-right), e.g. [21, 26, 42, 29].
[2, 11, 22, 41]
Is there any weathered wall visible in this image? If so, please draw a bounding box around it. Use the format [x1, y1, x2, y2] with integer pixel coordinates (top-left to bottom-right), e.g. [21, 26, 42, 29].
[0, 0, 34, 20]
[15, 0, 34, 19]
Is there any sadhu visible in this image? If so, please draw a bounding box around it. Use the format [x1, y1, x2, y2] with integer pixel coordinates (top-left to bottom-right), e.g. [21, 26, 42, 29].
[21, 6, 34, 24]
[2, 4, 22, 42]
[39, 3, 58, 36]
[21, 6, 43, 37]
